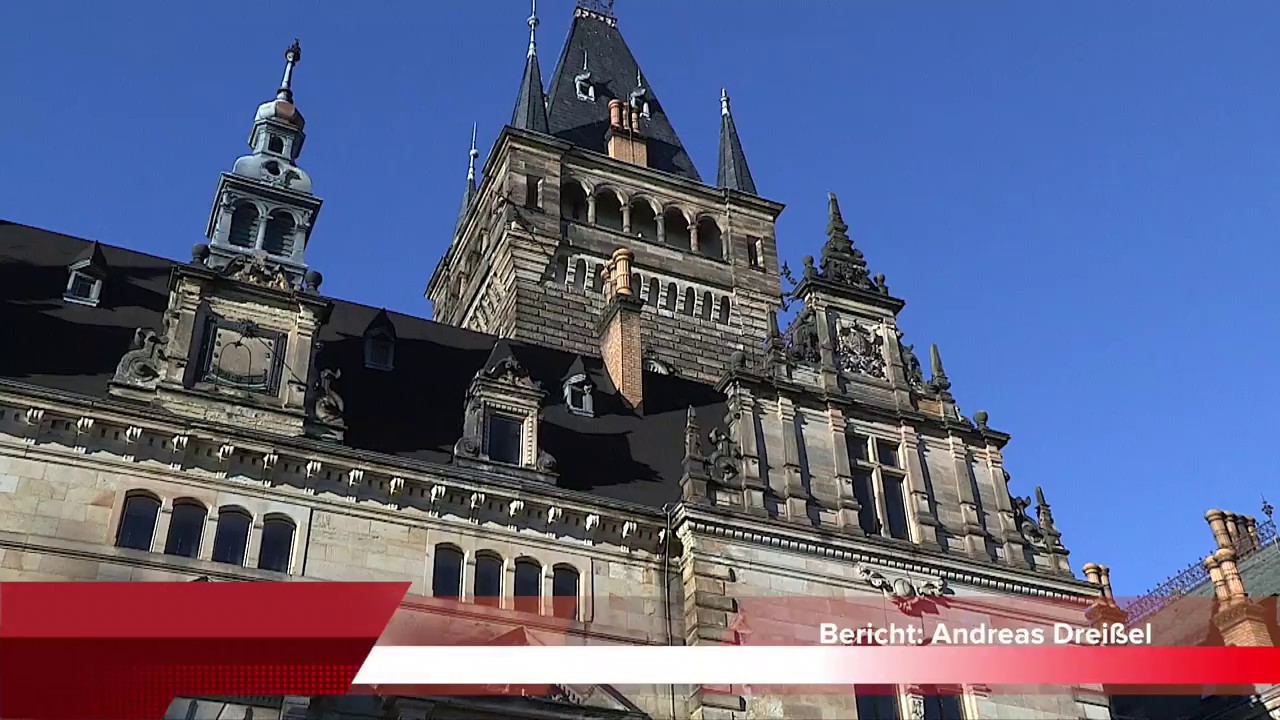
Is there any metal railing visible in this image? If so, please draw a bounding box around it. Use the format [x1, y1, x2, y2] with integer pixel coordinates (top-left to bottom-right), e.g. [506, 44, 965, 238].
[1122, 518, 1278, 624]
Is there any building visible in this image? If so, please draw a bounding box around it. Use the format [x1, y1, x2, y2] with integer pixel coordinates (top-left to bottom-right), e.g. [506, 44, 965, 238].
[0, 2, 1121, 719]
[1107, 506, 1280, 720]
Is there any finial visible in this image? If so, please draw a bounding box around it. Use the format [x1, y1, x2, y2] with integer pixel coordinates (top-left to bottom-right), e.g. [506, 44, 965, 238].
[721, 88, 731, 117]
[467, 123, 479, 183]
[278, 39, 302, 102]
[1264, 496, 1274, 521]
[929, 343, 946, 377]
[1035, 486, 1048, 507]
[828, 192, 845, 223]
[527, 0, 540, 58]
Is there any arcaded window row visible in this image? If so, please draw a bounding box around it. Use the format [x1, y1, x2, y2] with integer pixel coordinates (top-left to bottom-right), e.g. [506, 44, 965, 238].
[430, 544, 583, 620]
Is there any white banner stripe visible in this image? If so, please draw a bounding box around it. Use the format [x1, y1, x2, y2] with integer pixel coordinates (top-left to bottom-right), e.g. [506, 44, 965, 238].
[355, 646, 851, 685]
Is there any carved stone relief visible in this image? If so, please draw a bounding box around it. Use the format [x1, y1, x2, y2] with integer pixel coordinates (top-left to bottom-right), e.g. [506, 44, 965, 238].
[853, 563, 948, 613]
[834, 320, 885, 379]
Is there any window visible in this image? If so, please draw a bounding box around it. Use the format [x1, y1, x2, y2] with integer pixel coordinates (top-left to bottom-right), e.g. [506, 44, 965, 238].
[524, 176, 543, 210]
[855, 686, 901, 720]
[848, 433, 912, 541]
[227, 204, 258, 248]
[564, 374, 594, 417]
[486, 415, 523, 465]
[364, 331, 394, 371]
[717, 297, 731, 324]
[922, 688, 965, 720]
[267, 135, 285, 154]
[257, 516, 294, 573]
[681, 287, 696, 316]
[877, 440, 901, 468]
[663, 208, 691, 250]
[747, 237, 761, 268]
[630, 199, 658, 239]
[432, 545, 463, 598]
[595, 190, 624, 231]
[883, 475, 910, 540]
[514, 559, 542, 614]
[474, 553, 503, 607]
[646, 277, 660, 306]
[211, 509, 251, 566]
[700, 291, 714, 320]
[262, 210, 296, 256]
[164, 501, 206, 558]
[552, 565, 580, 620]
[116, 492, 159, 551]
[560, 181, 588, 221]
[697, 217, 723, 259]
[572, 259, 588, 292]
[664, 282, 678, 311]
[852, 470, 878, 534]
[64, 270, 102, 305]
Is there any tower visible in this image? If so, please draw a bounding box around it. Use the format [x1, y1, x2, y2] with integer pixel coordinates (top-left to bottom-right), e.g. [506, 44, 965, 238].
[426, 1, 784, 386]
[204, 40, 322, 287]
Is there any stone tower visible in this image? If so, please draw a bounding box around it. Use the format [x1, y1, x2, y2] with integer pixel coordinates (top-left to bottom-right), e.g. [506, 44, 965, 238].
[426, 1, 784, 386]
[204, 40, 322, 287]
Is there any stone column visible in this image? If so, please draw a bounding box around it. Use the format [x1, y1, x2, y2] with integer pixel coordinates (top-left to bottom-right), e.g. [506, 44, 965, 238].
[586, 195, 597, 225]
[731, 387, 768, 516]
[946, 433, 987, 560]
[656, 213, 666, 244]
[776, 396, 810, 523]
[689, 223, 699, 253]
[880, 321, 914, 408]
[461, 551, 475, 602]
[621, 204, 632, 235]
[900, 427, 941, 549]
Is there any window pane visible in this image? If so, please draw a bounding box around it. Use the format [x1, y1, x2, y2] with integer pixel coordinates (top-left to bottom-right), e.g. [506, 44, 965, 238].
[847, 434, 868, 462]
[883, 475, 910, 540]
[852, 470, 878, 534]
[474, 554, 502, 606]
[257, 519, 294, 573]
[487, 416, 522, 465]
[164, 503, 206, 558]
[432, 546, 463, 599]
[552, 566, 579, 620]
[117, 495, 159, 551]
[514, 560, 541, 614]
[855, 686, 901, 720]
[877, 440, 900, 468]
[924, 690, 965, 720]
[211, 511, 251, 566]
[69, 273, 96, 299]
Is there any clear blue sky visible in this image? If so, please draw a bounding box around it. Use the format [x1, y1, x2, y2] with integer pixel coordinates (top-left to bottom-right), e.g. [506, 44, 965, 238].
[2, 1, 1278, 597]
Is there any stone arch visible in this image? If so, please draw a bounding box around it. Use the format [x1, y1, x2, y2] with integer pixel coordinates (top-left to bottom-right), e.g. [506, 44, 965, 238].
[593, 186, 625, 231]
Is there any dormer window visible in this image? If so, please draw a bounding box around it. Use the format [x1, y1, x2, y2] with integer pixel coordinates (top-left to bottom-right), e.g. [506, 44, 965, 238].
[486, 414, 523, 465]
[563, 373, 594, 416]
[362, 310, 397, 371]
[64, 242, 107, 307]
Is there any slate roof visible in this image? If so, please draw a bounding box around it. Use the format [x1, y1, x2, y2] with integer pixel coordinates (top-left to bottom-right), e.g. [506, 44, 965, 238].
[544, 11, 702, 181]
[0, 219, 727, 510]
[717, 94, 758, 195]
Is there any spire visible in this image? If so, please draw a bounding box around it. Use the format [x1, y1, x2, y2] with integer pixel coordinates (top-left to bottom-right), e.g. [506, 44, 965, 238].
[277, 39, 301, 102]
[511, 0, 549, 133]
[455, 124, 481, 236]
[716, 89, 758, 195]
[927, 343, 952, 396]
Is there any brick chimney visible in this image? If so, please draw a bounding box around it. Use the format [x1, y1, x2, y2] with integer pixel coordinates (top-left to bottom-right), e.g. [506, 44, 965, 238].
[598, 247, 644, 408]
[605, 98, 648, 168]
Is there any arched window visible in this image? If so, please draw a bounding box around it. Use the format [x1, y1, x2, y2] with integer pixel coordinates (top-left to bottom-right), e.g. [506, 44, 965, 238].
[262, 211, 296, 256]
[630, 273, 641, 296]
[646, 277, 660, 306]
[717, 297, 731, 324]
[663, 208, 691, 250]
[514, 558, 542, 614]
[267, 135, 285, 154]
[432, 545, 464, 599]
[116, 492, 160, 551]
[700, 291, 714, 320]
[630, 199, 658, 240]
[257, 516, 295, 573]
[697, 217, 723, 259]
[227, 204, 258, 248]
[552, 565, 580, 620]
[552, 255, 569, 285]
[664, 283, 678, 311]
[595, 190, 624, 231]
[855, 685, 901, 720]
[164, 500, 206, 558]
[591, 264, 605, 293]
[572, 259, 588, 292]
[682, 287, 696, 316]
[560, 181, 588, 222]
[474, 553, 503, 607]
[211, 508, 251, 566]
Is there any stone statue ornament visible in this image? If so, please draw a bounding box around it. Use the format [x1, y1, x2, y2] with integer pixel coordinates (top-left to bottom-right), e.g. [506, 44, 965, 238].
[112, 328, 168, 389]
[853, 563, 949, 613]
[314, 368, 345, 424]
[536, 448, 558, 473]
[897, 331, 925, 388]
[220, 251, 292, 291]
[785, 309, 821, 365]
[707, 427, 741, 482]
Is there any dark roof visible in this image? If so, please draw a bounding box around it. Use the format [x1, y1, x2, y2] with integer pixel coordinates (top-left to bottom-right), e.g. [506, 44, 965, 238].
[545, 11, 701, 181]
[511, 47, 550, 134]
[717, 97, 758, 195]
[0, 219, 726, 509]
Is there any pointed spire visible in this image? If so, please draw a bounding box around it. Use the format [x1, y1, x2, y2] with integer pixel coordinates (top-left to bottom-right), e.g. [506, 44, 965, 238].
[929, 343, 946, 379]
[716, 89, 758, 195]
[455, 124, 481, 236]
[511, 0, 549, 133]
[278, 39, 301, 102]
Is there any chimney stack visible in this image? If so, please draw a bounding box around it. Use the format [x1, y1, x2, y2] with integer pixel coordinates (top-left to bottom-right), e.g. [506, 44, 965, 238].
[599, 247, 644, 408]
[606, 98, 648, 168]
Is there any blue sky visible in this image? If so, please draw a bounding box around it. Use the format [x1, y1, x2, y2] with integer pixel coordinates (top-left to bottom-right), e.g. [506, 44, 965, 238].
[2, 1, 1278, 597]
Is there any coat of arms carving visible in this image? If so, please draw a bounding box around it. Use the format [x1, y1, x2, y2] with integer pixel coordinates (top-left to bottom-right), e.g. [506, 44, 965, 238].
[834, 321, 885, 379]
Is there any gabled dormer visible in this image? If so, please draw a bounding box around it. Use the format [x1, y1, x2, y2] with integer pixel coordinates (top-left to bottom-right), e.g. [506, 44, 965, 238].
[454, 340, 557, 478]
[63, 241, 108, 307]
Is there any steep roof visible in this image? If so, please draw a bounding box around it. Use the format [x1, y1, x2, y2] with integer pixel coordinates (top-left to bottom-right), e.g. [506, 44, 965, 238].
[544, 10, 701, 181]
[0, 219, 726, 509]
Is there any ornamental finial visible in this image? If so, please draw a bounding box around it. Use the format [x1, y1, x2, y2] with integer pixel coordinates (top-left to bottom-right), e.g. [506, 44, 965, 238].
[278, 39, 302, 102]
[527, 0, 540, 58]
